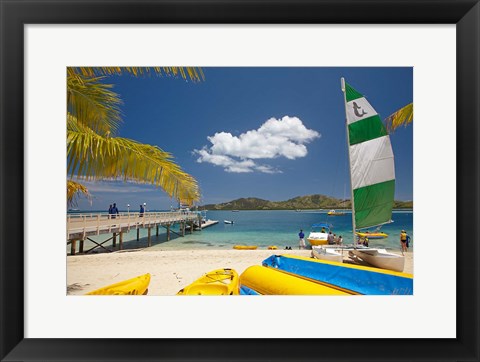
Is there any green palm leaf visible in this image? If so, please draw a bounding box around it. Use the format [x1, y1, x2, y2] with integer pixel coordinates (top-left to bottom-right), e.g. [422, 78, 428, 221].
[67, 72, 122, 136]
[67, 180, 91, 206]
[68, 67, 205, 82]
[67, 117, 200, 204]
[384, 103, 413, 133]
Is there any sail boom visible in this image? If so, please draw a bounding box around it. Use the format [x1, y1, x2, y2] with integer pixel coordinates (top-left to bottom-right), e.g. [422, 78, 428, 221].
[355, 219, 394, 231]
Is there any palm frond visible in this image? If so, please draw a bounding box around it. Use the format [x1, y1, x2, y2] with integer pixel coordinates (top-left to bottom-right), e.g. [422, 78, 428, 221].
[68, 67, 205, 82]
[67, 179, 91, 207]
[67, 119, 200, 203]
[384, 103, 413, 133]
[67, 73, 122, 136]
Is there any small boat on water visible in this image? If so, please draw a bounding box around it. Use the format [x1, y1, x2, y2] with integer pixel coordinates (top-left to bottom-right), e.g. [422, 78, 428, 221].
[177, 268, 239, 295]
[307, 223, 332, 246]
[86, 273, 151, 295]
[349, 248, 405, 272]
[233, 245, 258, 250]
[232, 210, 239, 212]
[327, 209, 345, 216]
[224, 220, 234, 224]
[356, 231, 388, 239]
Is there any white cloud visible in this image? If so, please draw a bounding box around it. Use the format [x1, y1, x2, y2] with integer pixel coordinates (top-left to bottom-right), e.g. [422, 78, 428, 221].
[194, 116, 319, 173]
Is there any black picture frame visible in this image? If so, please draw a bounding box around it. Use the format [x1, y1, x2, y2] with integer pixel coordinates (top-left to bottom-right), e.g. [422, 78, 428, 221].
[1, 1, 479, 361]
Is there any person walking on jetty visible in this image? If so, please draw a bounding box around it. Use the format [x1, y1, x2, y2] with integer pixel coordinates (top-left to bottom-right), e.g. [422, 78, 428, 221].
[111, 203, 119, 219]
[139, 204, 145, 217]
[108, 204, 113, 219]
[298, 229, 306, 249]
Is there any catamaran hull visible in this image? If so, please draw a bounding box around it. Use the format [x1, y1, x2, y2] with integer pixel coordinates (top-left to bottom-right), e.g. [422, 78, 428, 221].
[350, 249, 405, 272]
[311, 246, 343, 263]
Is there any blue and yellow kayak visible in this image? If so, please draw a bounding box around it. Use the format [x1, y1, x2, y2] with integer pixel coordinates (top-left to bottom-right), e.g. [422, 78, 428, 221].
[177, 268, 239, 295]
[86, 273, 151, 295]
[262, 254, 413, 295]
[240, 265, 353, 295]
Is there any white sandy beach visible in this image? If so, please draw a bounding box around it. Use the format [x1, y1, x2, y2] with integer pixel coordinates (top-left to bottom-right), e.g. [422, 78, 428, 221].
[67, 248, 413, 295]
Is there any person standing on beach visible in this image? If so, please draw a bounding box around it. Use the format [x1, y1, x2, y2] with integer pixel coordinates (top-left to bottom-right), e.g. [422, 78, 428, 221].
[363, 237, 369, 247]
[327, 231, 335, 245]
[400, 230, 408, 254]
[298, 229, 306, 249]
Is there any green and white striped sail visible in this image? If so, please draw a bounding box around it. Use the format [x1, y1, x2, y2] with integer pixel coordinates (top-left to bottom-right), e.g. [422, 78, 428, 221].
[343, 81, 395, 230]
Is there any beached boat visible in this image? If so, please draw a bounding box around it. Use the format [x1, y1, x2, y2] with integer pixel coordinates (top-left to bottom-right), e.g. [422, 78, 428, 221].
[239, 265, 353, 295]
[268, 245, 278, 250]
[349, 248, 405, 272]
[224, 220, 234, 224]
[306, 222, 332, 246]
[262, 254, 413, 295]
[327, 209, 345, 216]
[86, 273, 150, 295]
[356, 231, 388, 239]
[338, 78, 405, 271]
[233, 245, 257, 250]
[177, 268, 239, 295]
[311, 245, 343, 263]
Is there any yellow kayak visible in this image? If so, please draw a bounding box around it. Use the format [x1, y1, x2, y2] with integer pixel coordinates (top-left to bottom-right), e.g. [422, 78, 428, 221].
[356, 232, 388, 239]
[86, 273, 150, 295]
[268, 245, 278, 250]
[240, 266, 353, 295]
[233, 245, 258, 250]
[177, 268, 239, 295]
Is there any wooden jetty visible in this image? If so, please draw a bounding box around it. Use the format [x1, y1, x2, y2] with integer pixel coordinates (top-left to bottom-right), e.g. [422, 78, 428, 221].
[67, 211, 208, 255]
[185, 219, 219, 231]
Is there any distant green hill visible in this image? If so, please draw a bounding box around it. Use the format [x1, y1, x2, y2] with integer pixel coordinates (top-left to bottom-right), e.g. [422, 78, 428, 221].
[200, 195, 412, 210]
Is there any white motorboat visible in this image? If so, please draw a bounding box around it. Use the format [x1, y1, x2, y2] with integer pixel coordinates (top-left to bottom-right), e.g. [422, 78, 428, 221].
[306, 223, 333, 246]
[224, 220, 234, 224]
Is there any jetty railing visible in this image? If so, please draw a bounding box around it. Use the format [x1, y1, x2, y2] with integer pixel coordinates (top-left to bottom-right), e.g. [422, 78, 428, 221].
[67, 211, 200, 241]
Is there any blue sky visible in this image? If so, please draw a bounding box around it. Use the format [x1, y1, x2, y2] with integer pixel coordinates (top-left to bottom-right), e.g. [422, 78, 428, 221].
[73, 67, 413, 211]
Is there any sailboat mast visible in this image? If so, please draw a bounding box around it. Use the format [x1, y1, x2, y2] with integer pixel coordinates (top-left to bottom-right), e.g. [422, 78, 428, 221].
[341, 77, 357, 242]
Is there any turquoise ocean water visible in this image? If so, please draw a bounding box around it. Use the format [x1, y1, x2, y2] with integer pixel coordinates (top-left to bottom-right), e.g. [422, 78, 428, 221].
[72, 210, 413, 253]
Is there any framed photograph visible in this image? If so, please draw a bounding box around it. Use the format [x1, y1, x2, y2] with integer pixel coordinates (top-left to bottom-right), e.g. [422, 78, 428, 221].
[1, 0, 478, 361]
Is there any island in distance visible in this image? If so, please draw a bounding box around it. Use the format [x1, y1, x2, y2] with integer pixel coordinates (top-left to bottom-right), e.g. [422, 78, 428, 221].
[200, 194, 413, 211]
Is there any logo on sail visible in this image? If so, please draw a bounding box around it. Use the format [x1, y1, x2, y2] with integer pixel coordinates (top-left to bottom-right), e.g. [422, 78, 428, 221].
[353, 102, 367, 117]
